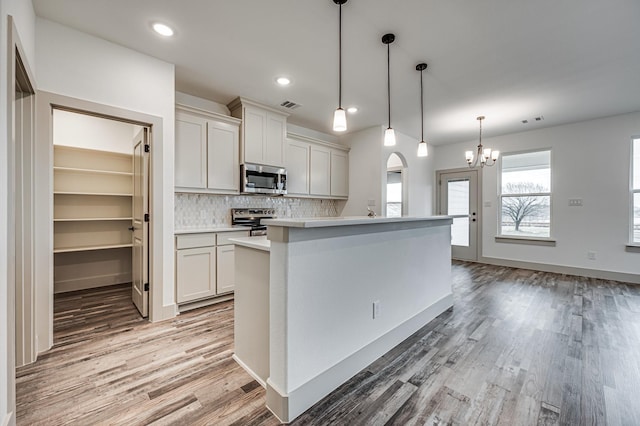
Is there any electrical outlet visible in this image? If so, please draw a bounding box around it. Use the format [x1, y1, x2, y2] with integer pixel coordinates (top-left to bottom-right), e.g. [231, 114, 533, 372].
[484, 201, 492, 208]
[568, 198, 583, 207]
[373, 301, 381, 319]
[587, 251, 597, 260]
[367, 199, 376, 208]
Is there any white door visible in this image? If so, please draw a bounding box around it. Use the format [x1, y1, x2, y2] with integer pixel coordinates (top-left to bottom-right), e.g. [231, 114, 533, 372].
[438, 170, 479, 261]
[132, 128, 149, 317]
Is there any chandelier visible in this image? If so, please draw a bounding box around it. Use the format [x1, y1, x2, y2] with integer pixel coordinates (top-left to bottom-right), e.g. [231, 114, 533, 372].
[465, 116, 499, 167]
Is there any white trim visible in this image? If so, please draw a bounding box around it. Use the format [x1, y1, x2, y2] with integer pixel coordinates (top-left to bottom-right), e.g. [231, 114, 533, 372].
[175, 103, 241, 126]
[478, 256, 640, 284]
[495, 235, 557, 246]
[287, 131, 350, 152]
[625, 244, 640, 253]
[265, 293, 454, 423]
[232, 354, 266, 389]
[2, 412, 14, 426]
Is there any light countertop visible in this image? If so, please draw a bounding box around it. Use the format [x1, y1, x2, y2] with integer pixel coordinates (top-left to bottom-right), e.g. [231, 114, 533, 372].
[262, 215, 452, 229]
[174, 227, 248, 235]
[228, 236, 270, 252]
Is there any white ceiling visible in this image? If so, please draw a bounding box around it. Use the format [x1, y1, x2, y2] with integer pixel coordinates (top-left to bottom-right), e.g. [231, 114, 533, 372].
[33, 0, 640, 145]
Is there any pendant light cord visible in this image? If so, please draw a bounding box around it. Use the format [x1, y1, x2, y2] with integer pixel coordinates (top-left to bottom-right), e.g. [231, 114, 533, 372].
[338, 3, 342, 108]
[387, 42, 391, 128]
[420, 69, 424, 141]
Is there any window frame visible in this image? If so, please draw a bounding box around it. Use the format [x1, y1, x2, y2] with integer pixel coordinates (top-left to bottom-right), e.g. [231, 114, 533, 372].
[631, 137, 640, 245]
[498, 148, 553, 240]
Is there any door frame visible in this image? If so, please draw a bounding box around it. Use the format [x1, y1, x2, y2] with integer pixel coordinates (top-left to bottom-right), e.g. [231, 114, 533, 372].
[35, 91, 168, 354]
[436, 167, 482, 261]
[6, 14, 37, 424]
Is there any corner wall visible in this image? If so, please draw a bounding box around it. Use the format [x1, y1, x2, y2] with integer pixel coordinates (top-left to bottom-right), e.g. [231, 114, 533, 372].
[433, 111, 640, 277]
[34, 17, 176, 342]
[342, 126, 435, 217]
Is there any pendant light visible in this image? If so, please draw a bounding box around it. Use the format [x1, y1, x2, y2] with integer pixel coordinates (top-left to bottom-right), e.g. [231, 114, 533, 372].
[332, 0, 348, 132]
[382, 33, 396, 146]
[416, 63, 428, 157]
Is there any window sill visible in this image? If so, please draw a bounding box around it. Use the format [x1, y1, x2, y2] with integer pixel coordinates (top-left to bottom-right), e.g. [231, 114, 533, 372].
[495, 235, 557, 246]
[626, 244, 640, 253]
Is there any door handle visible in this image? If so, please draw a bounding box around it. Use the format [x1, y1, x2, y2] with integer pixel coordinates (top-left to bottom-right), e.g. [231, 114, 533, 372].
[128, 226, 135, 231]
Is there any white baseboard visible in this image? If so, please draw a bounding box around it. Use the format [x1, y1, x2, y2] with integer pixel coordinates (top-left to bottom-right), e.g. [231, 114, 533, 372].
[479, 256, 640, 284]
[233, 354, 266, 388]
[266, 293, 454, 423]
[2, 411, 15, 426]
[54, 272, 132, 293]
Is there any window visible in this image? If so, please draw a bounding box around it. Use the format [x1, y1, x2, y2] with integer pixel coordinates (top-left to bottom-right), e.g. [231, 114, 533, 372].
[632, 138, 640, 244]
[386, 170, 402, 218]
[499, 150, 551, 238]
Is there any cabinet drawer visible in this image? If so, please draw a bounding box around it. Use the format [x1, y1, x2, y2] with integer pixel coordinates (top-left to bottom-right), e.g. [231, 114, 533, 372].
[217, 230, 250, 246]
[176, 233, 216, 249]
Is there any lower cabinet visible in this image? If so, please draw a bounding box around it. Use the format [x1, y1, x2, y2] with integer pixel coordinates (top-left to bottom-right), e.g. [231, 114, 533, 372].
[176, 246, 216, 303]
[175, 230, 248, 304]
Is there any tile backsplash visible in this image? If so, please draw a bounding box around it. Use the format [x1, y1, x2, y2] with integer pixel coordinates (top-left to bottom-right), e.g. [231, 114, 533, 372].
[175, 193, 340, 230]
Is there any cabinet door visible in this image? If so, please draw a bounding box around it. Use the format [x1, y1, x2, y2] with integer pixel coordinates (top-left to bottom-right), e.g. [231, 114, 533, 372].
[310, 145, 331, 196]
[286, 139, 310, 195]
[175, 112, 207, 188]
[265, 112, 286, 167]
[207, 120, 239, 192]
[330, 150, 349, 197]
[243, 106, 266, 164]
[176, 246, 216, 303]
[216, 245, 235, 294]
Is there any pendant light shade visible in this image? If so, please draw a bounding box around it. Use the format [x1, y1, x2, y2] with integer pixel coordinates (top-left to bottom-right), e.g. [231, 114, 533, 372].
[333, 0, 348, 132]
[382, 33, 396, 146]
[384, 128, 396, 146]
[416, 62, 428, 157]
[333, 107, 347, 131]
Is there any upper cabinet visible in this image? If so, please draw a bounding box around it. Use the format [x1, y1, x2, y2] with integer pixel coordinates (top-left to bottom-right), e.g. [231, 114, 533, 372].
[286, 133, 349, 199]
[228, 97, 289, 168]
[175, 104, 241, 193]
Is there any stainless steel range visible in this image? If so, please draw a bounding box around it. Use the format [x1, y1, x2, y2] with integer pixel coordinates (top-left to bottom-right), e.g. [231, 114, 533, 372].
[231, 208, 276, 236]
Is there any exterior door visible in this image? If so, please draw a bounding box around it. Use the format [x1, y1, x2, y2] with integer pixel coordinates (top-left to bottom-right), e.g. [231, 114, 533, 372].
[132, 128, 149, 317]
[438, 169, 479, 261]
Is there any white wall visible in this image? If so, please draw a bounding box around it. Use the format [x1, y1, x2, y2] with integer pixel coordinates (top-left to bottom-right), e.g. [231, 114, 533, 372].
[342, 126, 435, 217]
[35, 18, 176, 332]
[434, 111, 640, 276]
[1, 1, 36, 424]
[53, 109, 136, 154]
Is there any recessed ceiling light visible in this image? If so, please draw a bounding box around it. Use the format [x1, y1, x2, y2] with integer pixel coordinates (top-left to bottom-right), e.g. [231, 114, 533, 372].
[276, 77, 291, 86]
[152, 23, 174, 37]
[347, 107, 358, 113]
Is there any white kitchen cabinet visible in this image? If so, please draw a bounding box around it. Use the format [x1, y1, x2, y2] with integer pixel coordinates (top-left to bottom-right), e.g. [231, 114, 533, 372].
[286, 132, 350, 200]
[175, 111, 207, 188]
[216, 245, 235, 294]
[286, 139, 310, 195]
[207, 120, 239, 192]
[175, 105, 241, 193]
[228, 97, 289, 167]
[176, 246, 216, 303]
[330, 150, 349, 198]
[175, 230, 248, 304]
[310, 145, 331, 196]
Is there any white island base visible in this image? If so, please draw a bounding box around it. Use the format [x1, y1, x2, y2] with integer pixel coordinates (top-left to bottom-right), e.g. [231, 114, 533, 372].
[262, 216, 453, 423]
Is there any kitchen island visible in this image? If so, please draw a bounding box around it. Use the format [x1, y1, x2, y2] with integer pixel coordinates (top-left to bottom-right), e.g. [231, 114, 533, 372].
[233, 216, 453, 423]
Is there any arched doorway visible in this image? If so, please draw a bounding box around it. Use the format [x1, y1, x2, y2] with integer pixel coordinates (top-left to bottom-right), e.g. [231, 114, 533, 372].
[386, 152, 408, 217]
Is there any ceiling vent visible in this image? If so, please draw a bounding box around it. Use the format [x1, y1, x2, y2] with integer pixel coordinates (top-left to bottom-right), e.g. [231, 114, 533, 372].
[280, 100, 302, 110]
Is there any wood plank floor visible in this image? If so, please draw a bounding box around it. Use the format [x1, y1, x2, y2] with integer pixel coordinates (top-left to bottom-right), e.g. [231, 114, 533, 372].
[16, 262, 640, 425]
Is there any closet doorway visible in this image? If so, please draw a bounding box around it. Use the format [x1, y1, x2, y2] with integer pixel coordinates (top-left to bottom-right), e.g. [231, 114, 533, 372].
[52, 109, 150, 317]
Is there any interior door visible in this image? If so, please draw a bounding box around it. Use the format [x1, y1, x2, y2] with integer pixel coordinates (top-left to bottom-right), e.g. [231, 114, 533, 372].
[132, 128, 149, 317]
[438, 170, 479, 261]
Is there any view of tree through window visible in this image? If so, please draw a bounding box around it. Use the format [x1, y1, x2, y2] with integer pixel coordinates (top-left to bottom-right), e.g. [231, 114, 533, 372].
[500, 150, 551, 237]
[633, 138, 640, 243]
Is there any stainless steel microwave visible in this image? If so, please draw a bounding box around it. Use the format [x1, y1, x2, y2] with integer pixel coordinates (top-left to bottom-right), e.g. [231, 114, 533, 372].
[241, 163, 287, 195]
